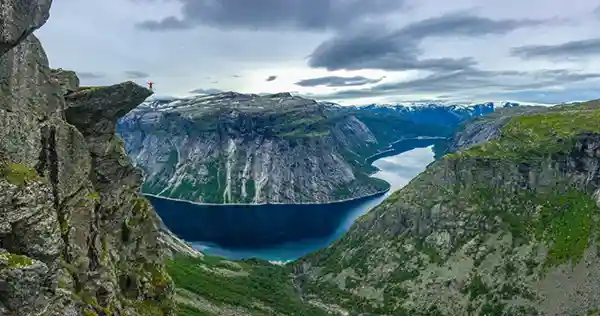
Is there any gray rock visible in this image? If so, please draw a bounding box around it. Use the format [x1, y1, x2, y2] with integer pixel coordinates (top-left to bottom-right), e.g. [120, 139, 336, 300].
[0, 0, 51, 55]
[50, 68, 80, 95]
[0, 0, 176, 314]
[117, 93, 401, 203]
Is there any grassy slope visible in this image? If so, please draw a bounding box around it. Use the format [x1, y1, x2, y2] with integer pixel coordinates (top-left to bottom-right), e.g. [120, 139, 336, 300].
[164, 100, 600, 315]
[451, 100, 600, 161]
[167, 255, 332, 316]
[292, 99, 600, 315]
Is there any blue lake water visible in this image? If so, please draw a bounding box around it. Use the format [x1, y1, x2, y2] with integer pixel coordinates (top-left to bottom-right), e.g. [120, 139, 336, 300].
[149, 144, 437, 262]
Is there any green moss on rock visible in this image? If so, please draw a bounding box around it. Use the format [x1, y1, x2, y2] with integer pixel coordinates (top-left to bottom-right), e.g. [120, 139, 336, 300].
[87, 191, 100, 201]
[1, 162, 40, 186]
[0, 252, 34, 269]
[77, 86, 108, 93]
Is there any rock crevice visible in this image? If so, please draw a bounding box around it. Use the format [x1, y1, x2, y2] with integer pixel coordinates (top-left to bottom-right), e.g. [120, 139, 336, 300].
[0, 0, 175, 315]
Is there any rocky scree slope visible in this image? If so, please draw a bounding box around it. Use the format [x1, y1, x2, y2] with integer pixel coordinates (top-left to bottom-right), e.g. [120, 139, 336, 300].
[117, 93, 449, 204]
[289, 99, 600, 315]
[0, 1, 175, 315]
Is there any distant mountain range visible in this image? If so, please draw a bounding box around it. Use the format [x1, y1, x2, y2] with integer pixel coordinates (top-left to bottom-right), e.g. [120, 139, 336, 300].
[142, 94, 521, 128]
[347, 101, 520, 127]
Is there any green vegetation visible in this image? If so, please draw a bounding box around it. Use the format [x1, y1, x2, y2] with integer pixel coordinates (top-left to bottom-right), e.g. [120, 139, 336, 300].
[128, 195, 151, 226]
[1, 162, 40, 186]
[465, 274, 489, 299]
[167, 255, 332, 316]
[274, 113, 331, 139]
[0, 252, 34, 269]
[468, 184, 598, 268]
[177, 305, 215, 316]
[454, 102, 600, 161]
[279, 130, 330, 138]
[87, 191, 100, 201]
[414, 238, 443, 264]
[132, 300, 166, 316]
[77, 86, 108, 93]
[244, 179, 256, 202]
[150, 160, 226, 203]
[288, 100, 600, 315]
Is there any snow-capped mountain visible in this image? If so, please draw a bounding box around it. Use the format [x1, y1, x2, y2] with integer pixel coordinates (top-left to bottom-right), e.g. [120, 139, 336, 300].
[349, 101, 520, 127]
[135, 93, 520, 128]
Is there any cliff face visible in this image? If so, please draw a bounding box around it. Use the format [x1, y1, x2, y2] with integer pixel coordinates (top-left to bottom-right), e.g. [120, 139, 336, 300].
[117, 93, 447, 204]
[291, 99, 600, 315]
[0, 1, 174, 315]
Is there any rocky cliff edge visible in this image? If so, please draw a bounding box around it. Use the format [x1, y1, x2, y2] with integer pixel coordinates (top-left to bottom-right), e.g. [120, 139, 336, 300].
[0, 1, 175, 315]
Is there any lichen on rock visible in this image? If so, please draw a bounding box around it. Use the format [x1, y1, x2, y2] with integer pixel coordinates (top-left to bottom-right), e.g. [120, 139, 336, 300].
[0, 0, 175, 314]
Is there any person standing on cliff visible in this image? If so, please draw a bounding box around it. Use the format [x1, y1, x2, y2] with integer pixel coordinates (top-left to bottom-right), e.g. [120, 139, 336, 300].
[148, 81, 154, 91]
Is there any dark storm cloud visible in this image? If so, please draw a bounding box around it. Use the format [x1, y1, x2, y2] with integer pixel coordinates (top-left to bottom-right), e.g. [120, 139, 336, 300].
[266, 75, 277, 81]
[76, 71, 105, 79]
[399, 12, 544, 38]
[136, 16, 191, 31]
[308, 13, 547, 71]
[510, 38, 600, 59]
[316, 68, 600, 100]
[295, 76, 383, 87]
[136, 0, 405, 31]
[124, 70, 151, 79]
[189, 88, 223, 94]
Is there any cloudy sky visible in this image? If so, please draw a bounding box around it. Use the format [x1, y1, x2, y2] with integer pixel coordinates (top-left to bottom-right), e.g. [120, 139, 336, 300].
[37, 0, 600, 105]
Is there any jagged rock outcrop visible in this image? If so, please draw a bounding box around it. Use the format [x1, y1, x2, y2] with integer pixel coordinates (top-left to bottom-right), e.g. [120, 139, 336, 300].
[117, 93, 448, 204]
[291, 99, 600, 315]
[0, 0, 174, 315]
[0, 0, 51, 55]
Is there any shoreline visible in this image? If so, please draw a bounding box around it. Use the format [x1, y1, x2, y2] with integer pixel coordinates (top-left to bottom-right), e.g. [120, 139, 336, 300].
[143, 137, 444, 207]
[143, 186, 389, 207]
[364, 136, 447, 164]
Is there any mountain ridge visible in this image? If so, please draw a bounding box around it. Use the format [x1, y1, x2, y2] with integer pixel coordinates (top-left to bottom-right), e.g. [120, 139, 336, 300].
[290, 98, 600, 316]
[117, 92, 453, 204]
[163, 98, 600, 316]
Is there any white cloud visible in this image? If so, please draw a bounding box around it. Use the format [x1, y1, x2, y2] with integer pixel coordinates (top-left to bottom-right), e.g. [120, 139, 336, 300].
[36, 0, 600, 105]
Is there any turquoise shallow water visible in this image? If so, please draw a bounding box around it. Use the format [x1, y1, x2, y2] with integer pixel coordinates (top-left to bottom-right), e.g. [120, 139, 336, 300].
[149, 145, 436, 262]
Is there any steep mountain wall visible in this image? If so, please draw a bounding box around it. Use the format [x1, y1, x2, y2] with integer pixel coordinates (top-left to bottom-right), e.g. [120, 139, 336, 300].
[117, 94, 447, 204]
[0, 1, 174, 315]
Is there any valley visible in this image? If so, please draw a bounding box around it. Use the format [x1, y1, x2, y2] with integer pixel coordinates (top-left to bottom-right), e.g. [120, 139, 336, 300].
[152, 145, 437, 261]
[116, 93, 496, 204]
[4, 1, 600, 316]
[166, 99, 600, 316]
